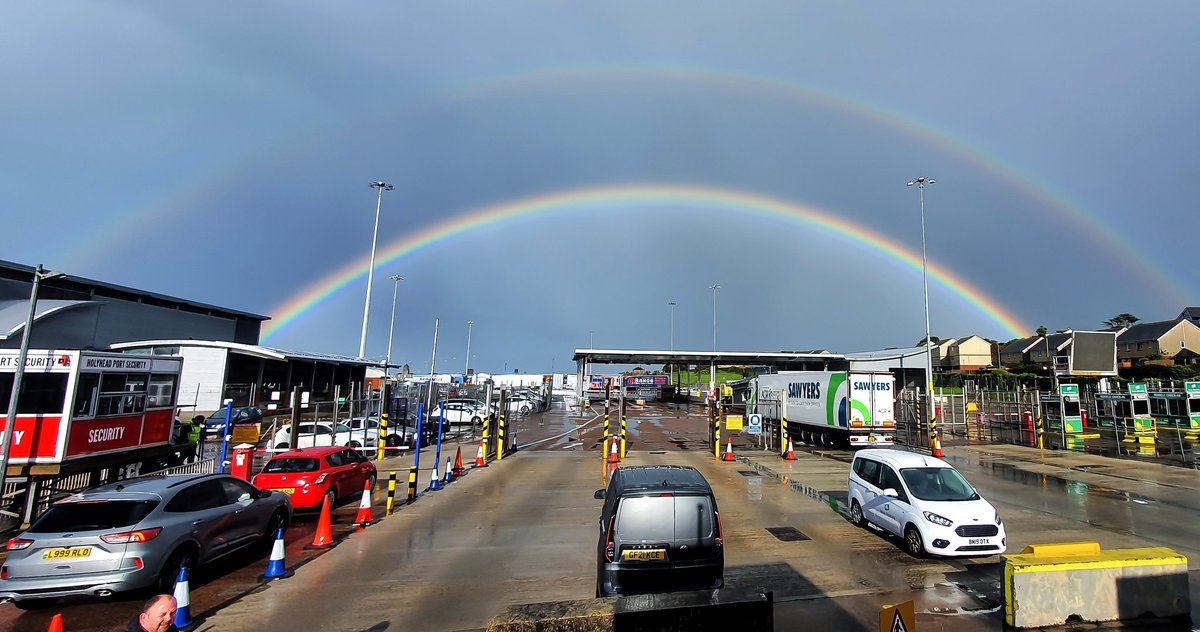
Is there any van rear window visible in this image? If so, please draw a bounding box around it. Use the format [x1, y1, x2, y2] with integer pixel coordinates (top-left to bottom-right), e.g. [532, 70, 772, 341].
[616, 495, 713, 540]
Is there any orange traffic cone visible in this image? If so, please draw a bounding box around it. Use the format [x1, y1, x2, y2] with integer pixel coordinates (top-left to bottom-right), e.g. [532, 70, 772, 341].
[352, 479, 375, 528]
[722, 439, 735, 462]
[473, 439, 487, 468]
[304, 493, 336, 549]
[784, 439, 796, 461]
[932, 434, 944, 458]
[451, 446, 464, 479]
[46, 614, 63, 632]
[607, 437, 620, 464]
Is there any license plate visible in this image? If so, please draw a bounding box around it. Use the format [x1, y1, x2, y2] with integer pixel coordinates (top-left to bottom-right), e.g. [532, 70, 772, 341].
[43, 546, 92, 560]
[968, 538, 990, 545]
[622, 549, 666, 561]
[274, 488, 296, 494]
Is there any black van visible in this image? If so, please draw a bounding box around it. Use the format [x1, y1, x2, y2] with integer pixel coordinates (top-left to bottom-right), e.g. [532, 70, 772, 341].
[593, 465, 724, 597]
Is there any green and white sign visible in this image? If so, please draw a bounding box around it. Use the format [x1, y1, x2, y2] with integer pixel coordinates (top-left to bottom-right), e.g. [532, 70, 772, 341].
[1185, 382, 1200, 393]
[1128, 382, 1147, 394]
[1059, 384, 1080, 396]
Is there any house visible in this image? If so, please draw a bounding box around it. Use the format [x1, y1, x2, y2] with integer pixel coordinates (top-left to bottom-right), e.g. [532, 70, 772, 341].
[1174, 348, 1200, 366]
[1116, 318, 1200, 364]
[1028, 332, 1073, 366]
[944, 335, 993, 370]
[1000, 336, 1042, 367]
[1179, 307, 1200, 328]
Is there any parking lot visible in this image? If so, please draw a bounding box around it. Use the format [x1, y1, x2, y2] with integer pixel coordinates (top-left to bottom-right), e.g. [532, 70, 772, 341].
[5, 399, 1200, 630]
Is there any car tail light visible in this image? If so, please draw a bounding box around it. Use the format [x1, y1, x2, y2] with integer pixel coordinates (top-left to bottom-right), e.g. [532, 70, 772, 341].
[715, 512, 724, 546]
[132, 557, 144, 569]
[313, 473, 328, 485]
[6, 538, 33, 551]
[603, 515, 616, 563]
[100, 528, 162, 544]
[1, 566, 7, 579]
[658, 492, 673, 497]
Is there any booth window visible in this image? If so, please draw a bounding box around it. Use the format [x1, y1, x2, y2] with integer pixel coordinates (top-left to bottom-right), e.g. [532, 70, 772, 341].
[147, 374, 177, 408]
[0, 373, 69, 415]
[97, 373, 148, 416]
[73, 373, 101, 417]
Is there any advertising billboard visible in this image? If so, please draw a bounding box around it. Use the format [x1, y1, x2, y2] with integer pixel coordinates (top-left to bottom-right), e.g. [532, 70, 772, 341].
[623, 375, 669, 387]
[1069, 331, 1118, 376]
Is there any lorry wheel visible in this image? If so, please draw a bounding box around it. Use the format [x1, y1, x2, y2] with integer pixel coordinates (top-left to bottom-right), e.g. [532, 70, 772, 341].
[819, 432, 830, 447]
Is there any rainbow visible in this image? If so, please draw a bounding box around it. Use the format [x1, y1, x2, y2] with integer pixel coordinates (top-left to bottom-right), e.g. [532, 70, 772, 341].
[261, 183, 1032, 341]
[57, 64, 1191, 306]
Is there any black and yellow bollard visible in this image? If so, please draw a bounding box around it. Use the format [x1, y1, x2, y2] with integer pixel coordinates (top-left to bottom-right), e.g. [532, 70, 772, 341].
[497, 410, 507, 461]
[376, 411, 389, 461]
[780, 417, 789, 456]
[385, 471, 398, 516]
[713, 407, 721, 460]
[406, 465, 418, 504]
[1036, 415, 1045, 450]
[619, 397, 628, 459]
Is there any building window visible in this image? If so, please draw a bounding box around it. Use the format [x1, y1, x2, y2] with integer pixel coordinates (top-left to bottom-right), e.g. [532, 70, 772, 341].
[1183, 340, 1187, 349]
[1137, 342, 1143, 351]
[1125, 343, 1131, 352]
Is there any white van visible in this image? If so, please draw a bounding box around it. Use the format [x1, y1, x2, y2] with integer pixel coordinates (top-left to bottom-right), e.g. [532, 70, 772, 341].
[847, 449, 1006, 557]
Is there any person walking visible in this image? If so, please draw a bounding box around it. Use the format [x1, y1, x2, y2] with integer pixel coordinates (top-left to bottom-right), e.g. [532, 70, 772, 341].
[125, 594, 177, 632]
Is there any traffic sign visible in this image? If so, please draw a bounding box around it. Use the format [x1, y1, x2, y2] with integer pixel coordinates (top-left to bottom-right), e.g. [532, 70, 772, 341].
[879, 600, 915, 632]
[747, 413, 762, 434]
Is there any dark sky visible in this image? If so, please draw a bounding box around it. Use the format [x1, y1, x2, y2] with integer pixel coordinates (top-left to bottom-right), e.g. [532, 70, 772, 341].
[4, 2, 1197, 373]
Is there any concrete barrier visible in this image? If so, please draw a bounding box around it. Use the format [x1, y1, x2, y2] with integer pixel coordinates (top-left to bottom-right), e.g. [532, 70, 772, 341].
[1004, 541, 1190, 628]
[488, 588, 773, 632]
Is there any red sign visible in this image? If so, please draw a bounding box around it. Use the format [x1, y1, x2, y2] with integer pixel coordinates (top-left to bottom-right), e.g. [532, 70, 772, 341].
[141, 409, 173, 444]
[0, 415, 65, 460]
[66, 416, 144, 457]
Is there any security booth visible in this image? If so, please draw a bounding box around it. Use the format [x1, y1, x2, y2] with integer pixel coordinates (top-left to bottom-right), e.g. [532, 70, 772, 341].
[1187, 382, 1200, 433]
[1093, 392, 1135, 431]
[1148, 389, 1190, 431]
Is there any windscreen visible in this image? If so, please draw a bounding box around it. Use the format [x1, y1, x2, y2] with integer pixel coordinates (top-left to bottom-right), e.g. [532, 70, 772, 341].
[900, 467, 979, 502]
[262, 458, 320, 473]
[29, 500, 159, 533]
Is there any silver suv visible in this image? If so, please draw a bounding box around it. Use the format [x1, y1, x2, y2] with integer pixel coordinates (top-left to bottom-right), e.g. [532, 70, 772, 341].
[0, 473, 291, 609]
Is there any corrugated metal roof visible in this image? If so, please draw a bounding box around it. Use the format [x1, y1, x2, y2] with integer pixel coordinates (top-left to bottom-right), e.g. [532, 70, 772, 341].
[108, 339, 379, 366]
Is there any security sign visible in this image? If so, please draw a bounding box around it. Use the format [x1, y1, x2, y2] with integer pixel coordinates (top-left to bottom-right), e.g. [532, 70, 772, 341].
[747, 413, 763, 435]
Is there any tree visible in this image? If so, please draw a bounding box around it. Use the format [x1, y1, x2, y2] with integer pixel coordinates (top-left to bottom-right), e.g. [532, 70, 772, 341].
[1103, 313, 1140, 328]
[1036, 325, 1048, 337]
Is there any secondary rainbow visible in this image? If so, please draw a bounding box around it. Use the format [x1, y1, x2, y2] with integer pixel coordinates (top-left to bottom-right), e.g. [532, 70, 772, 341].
[261, 184, 1031, 341]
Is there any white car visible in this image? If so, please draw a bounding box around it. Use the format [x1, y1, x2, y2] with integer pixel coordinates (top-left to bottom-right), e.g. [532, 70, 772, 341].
[847, 449, 1006, 558]
[342, 416, 415, 448]
[273, 421, 359, 450]
[428, 401, 487, 427]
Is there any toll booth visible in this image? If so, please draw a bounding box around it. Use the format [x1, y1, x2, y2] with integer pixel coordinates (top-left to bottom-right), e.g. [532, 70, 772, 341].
[1042, 384, 1083, 435]
[1124, 383, 1156, 438]
[1148, 389, 1189, 430]
[1187, 382, 1200, 434]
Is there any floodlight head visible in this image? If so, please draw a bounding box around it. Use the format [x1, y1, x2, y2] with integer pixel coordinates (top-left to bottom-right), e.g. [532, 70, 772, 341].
[389, 274, 404, 281]
[907, 181, 916, 187]
[369, 181, 394, 190]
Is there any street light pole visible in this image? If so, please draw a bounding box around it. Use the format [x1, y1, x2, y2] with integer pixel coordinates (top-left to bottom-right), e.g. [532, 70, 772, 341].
[0, 265, 63, 499]
[464, 320, 474, 380]
[907, 176, 937, 447]
[589, 330, 594, 349]
[359, 180, 394, 359]
[385, 274, 404, 373]
[708, 284, 720, 391]
[668, 301, 676, 351]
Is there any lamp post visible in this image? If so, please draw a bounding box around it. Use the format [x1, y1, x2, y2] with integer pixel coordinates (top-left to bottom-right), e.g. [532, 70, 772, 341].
[708, 284, 720, 391]
[464, 320, 474, 380]
[385, 274, 404, 373]
[906, 176, 936, 446]
[589, 330, 594, 349]
[0, 265, 64, 499]
[668, 301, 677, 385]
[359, 180, 394, 359]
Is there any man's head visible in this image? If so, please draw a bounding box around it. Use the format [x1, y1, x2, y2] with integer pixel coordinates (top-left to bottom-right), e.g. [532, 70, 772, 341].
[191, 415, 205, 425]
[139, 594, 177, 632]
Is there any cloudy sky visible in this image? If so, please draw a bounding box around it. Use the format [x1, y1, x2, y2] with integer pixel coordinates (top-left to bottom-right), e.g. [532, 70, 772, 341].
[4, 2, 1197, 374]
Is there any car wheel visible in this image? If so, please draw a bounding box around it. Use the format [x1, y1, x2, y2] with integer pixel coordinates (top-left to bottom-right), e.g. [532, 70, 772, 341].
[850, 500, 865, 527]
[519, 406, 531, 415]
[367, 474, 377, 490]
[385, 434, 400, 447]
[262, 509, 289, 546]
[325, 488, 337, 509]
[12, 597, 58, 611]
[346, 440, 361, 448]
[905, 525, 925, 557]
[157, 547, 197, 595]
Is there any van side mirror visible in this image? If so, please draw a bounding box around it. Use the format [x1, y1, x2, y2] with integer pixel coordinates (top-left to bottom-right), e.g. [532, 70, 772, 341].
[882, 488, 899, 498]
[593, 489, 605, 500]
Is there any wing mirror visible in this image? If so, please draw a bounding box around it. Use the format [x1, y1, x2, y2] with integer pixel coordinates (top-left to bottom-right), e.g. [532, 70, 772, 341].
[258, 488, 274, 499]
[593, 489, 605, 500]
[883, 488, 899, 498]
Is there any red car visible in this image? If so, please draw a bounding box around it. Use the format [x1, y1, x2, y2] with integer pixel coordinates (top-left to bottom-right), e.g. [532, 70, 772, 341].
[253, 446, 376, 510]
